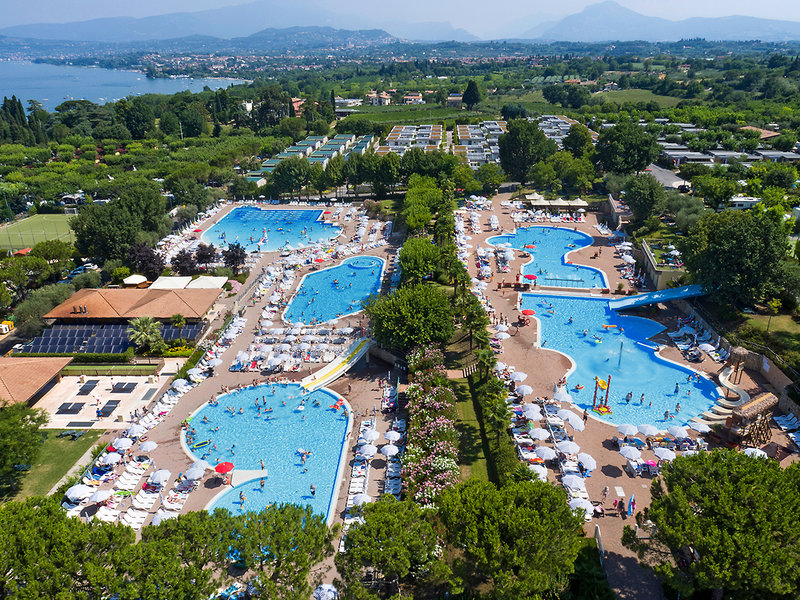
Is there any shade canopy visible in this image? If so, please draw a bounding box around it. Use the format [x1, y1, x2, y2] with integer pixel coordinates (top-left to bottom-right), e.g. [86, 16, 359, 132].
[619, 446, 641, 460]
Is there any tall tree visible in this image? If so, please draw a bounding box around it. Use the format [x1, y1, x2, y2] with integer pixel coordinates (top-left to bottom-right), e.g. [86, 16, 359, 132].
[399, 238, 440, 285]
[438, 479, 584, 598]
[623, 451, 800, 600]
[222, 242, 247, 275]
[126, 243, 165, 281]
[681, 208, 787, 306]
[562, 123, 595, 158]
[194, 243, 216, 270]
[462, 80, 482, 110]
[498, 119, 557, 185]
[0, 402, 48, 488]
[171, 249, 196, 276]
[127, 316, 164, 354]
[624, 173, 665, 223]
[595, 120, 659, 175]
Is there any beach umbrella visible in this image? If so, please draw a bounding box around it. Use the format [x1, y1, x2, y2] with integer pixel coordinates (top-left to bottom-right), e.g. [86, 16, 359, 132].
[150, 511, 178, 527]
[617, 424, 638, 437]
[172, 379, 189, 389]
[112, 438, 133, 451]
[529, 464, 548, 481]
[521, 309, 536, 316]
[126, 424, 147, 438]
[621, 255, 636, 265]
[495, 324, 509, 332]
[148, 469, 172, 485]
[669, 249, 681, 256]
[577, 452, 597, 471]
[668, 426, 689, 439]
[495, 332, 511, 340]
[214, 462, 234, 474]
[184, 467, 206, 481]
[619, 446, 641, 460]
[494, 362, 507, 371]
[558, 409, 583, 429]
[689, 422, 711, 433]
[535, 447, 557, 460]
[385, 430, 402, 442]
[654, 448, 676, 461]
[101, 452, 122, 465]
[562, 474, 586, 490]
[340, 327, 354, 334]
[523, 406, 542, 420]
[528, 428, 550, 441]
[516, 385, 533, 396]
[567, 417, 585, 432]
[299, 343, 311, 351]
[557, 440, 580, 455]
[191, 460, 211, 471]
[186, 367, 205, 376]
[638, 424, 659, 437]
[359, 444, 378, 457]
[509, 372, 527, 382]
[743, 447, 768, 459]
[381, 444, 399, 457]
[88, 489, 112, 504]
[569, 497, 594, 518]
[352, 493, 371, 506]
[698, 343, 715, 352]
[362, 429, 380, 442]
[65, 484, 94, 502]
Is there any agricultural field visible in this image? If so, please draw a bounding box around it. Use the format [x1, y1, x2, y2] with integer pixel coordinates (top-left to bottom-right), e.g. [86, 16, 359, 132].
[596, 89, 683, 108]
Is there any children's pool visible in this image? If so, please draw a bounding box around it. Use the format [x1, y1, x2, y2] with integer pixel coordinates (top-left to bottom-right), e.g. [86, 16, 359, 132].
[284, 256, 384, 325]
[185, 383, 349, 520]
[523, 293, 721, 426]
[488, 226, 607, 289]
[202, 207, 341, 252]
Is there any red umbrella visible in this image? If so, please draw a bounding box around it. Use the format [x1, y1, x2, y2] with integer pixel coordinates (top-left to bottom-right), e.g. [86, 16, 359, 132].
[524, 274, 537, 280]
[193, 228, 202, 232]
[314, 258, 325, 263]
[323, 211, 332, 214]
[521, 309, 536, 316]
[215, 462, 234, 474]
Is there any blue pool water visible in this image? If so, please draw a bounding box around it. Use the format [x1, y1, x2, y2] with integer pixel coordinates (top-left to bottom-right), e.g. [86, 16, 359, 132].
[203, 207, 341, 252]
[185, 383, 349, 519]
[523, 293, 721, 426]
[488, 226, 607, 289]
[284, 256, 384, 325]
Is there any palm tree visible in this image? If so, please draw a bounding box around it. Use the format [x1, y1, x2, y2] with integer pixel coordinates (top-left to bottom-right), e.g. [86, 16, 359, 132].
[484, 394, 511, 446]
[475, 348, 497, 382]
[127, 317, 163, 354]
[464, 301, 490, 349]
[170, 313, 186, 339]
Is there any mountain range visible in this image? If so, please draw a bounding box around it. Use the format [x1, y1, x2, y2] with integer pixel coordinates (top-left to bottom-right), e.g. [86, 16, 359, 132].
[3, 1, 800, 44]
[0, 0, 475, 43]
[529, 1, 800, 42]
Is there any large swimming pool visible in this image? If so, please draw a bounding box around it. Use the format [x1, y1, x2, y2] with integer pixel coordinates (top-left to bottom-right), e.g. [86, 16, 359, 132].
[488, 226, 607, 289]
[284, 256, 384, 325]
[203, 207, 341, 252]
[523, 293, 721, 426]
[185, 383, 349, 520]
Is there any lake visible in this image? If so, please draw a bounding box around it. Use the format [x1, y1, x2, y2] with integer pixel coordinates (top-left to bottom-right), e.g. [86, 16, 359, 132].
[0, 61, 247, 110]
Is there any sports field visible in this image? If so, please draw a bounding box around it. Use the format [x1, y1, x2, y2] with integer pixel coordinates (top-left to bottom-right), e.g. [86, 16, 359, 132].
[0, 214, 75, 252]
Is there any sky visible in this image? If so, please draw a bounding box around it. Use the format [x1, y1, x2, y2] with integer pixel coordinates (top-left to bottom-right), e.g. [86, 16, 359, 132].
[2, 0, 799, 37]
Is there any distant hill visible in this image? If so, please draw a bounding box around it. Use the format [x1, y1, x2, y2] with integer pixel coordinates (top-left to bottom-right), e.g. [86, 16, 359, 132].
[533, 1, 800, 42]
[0, 0, 478, 43]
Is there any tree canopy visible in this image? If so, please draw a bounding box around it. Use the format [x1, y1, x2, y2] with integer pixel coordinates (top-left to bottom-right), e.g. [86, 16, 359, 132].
[0, 402, 48, 488]
[623, 451, 800, 600]
[364, 284, 454, 353]
[498, 119, 557, 185]
[624, 173, 665, 223]
[595, 120, 659, 175]
[681, 208, 787, 305]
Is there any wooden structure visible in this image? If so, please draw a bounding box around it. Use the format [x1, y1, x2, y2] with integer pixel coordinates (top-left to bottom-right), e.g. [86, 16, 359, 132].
[729, 392, 778, 448]
[727, 346, 749, 385]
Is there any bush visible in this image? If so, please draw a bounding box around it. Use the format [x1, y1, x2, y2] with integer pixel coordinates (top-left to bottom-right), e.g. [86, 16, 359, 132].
[71, 270, 102, 290]
[13, 348, 134, 363]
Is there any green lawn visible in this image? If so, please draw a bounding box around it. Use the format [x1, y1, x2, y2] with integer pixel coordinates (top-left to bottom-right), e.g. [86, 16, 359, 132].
[451, 378, 489, 483]
[0, 214, 75, 252]
[598, 89, 682, 108]
[643, 231, 684, 264]
[9, 428, 104, 501]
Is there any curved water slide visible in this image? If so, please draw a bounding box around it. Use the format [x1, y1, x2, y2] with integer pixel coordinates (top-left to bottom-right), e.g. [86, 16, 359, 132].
[692, 366, 751, 425]
[301, 338, 372, 391]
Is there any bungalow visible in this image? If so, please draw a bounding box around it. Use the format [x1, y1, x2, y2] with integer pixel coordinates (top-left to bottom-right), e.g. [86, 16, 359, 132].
[403, 93, 425, 105]
[446, 93, 463, 108]
[755, 150, 800, 163]
[365, 91, 392, 106]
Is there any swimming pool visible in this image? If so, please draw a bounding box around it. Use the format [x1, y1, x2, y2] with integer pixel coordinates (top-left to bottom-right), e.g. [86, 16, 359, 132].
[202, 207, 341, 252]
[523, 293, 722, 426]
[184, 383, 349, 520]
[284, 256, 384, 325]
[488, 226, 607, 289]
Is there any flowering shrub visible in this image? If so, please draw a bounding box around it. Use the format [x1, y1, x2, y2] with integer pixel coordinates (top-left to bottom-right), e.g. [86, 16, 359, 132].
[403, 344, 461, 505]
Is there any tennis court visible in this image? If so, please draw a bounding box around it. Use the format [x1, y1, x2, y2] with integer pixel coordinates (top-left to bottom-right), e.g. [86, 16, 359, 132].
[0, 214, 76, 251]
